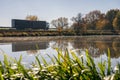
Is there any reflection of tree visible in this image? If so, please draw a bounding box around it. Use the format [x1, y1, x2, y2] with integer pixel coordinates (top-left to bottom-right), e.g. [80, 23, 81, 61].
[51, 39, 68, 51]
[70, 36, 120, 58]
[110, 38, 120, 58]
[112, 38, 120, 52]
[26, 50, 38, 54]
[71, 37, 89, 49]
[95, 41, 108, 52]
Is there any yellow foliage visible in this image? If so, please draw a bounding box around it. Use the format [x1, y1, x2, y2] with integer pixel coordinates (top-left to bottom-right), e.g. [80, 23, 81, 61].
[26, 15, 39, 21]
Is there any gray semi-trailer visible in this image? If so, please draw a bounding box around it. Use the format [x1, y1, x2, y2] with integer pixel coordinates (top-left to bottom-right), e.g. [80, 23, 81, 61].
[12, 19, 49, 30]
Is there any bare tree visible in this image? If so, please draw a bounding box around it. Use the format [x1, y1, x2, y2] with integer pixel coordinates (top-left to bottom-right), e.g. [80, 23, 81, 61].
[84, 10, 103, 30]
[71, 13, 82, 24]
[51, 17, 68, 31]
[84, 10, 102, 23]
[71, 13, 86, 35]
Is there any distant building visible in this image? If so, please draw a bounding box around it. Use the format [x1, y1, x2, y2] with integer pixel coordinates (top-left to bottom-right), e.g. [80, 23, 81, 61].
[12, 19, 49, 30]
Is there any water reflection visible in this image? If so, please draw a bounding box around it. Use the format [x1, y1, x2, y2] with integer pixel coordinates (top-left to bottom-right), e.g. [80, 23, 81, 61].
[0, 36, 120, 67]
[51, 40, 68, 50]
[9, 36, 120, 58]
[71, 36, 120, 58]
[12, 41, 49, 54]
[26, 50, 38, 54]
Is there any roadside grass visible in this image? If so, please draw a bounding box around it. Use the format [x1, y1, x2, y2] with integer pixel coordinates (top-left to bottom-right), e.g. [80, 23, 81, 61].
[0, 48, 120, 80]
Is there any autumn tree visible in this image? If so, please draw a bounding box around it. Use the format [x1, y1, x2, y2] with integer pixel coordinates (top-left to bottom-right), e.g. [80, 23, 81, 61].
[113, 11, 120, 33]
[26, 15, 39, 21]
[105, 9, 120, 31]
[106, 9, 120, 23]
[84, 10, 103, 30]
[51, 17, 68, 33]
[96, 19, 110, 30]
[96, 14, 111, 30]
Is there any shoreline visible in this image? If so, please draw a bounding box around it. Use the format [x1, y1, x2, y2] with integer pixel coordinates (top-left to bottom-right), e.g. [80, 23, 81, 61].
[0, 36, 53, 42]
[0, 36, 76, 42]
[0, 35, 120, 42]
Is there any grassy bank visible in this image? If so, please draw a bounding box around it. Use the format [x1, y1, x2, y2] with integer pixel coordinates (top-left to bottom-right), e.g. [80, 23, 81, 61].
[0, 49, 120, 80]
[0, 30, 75, 37]
[0, 36, 76, 42]
[0, 29, 117, 37]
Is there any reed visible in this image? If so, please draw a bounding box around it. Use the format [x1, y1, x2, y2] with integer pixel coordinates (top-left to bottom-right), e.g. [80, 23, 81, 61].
[0, 49, 120, 80]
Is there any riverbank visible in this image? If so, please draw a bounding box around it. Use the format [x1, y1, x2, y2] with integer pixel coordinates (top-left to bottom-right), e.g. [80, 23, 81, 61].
[0, 36, 76, 42]
[0, 29, 118, 37]
[1, 35, 120, 42]
[0, 30, 75, 37]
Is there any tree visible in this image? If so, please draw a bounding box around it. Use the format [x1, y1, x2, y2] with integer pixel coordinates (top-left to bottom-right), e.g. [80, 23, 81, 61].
[84, 10, 102, 23]
[113, 11, 120, 33]
[26, 15, 39, 21]
[71, 13, 86, 35]
[106, 9, 120, 23]
[96, 18, 110, 30]
[51, 17, 68, 32]
[84, 10, 103, 30]
[105, 9, 120, 31]
[71, 13, 82, 24]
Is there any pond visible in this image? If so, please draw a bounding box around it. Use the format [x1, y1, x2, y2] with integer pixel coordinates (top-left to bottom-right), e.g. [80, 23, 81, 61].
[0, 36, 120, 68]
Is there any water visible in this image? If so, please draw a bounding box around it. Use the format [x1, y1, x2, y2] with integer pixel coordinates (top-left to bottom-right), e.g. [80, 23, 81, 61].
[0, 36, 120, 67]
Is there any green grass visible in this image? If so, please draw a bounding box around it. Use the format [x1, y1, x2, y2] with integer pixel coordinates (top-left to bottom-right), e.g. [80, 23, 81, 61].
[0, 49, 120, 80]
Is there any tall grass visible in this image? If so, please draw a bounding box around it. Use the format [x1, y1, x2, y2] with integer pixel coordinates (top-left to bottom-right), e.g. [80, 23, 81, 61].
[0, 48, 120, 80]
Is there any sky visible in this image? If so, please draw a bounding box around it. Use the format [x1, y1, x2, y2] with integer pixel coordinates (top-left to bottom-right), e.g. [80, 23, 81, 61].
[0, 0, 120, 27]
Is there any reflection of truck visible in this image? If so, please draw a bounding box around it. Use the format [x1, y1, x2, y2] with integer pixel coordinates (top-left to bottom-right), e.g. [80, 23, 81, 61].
[12, 41, 49, 52]
[12, 19, 49, 30]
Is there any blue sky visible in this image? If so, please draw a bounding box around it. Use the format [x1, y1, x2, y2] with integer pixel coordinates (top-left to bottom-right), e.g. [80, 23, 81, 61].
[0, 0, 120, 26]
